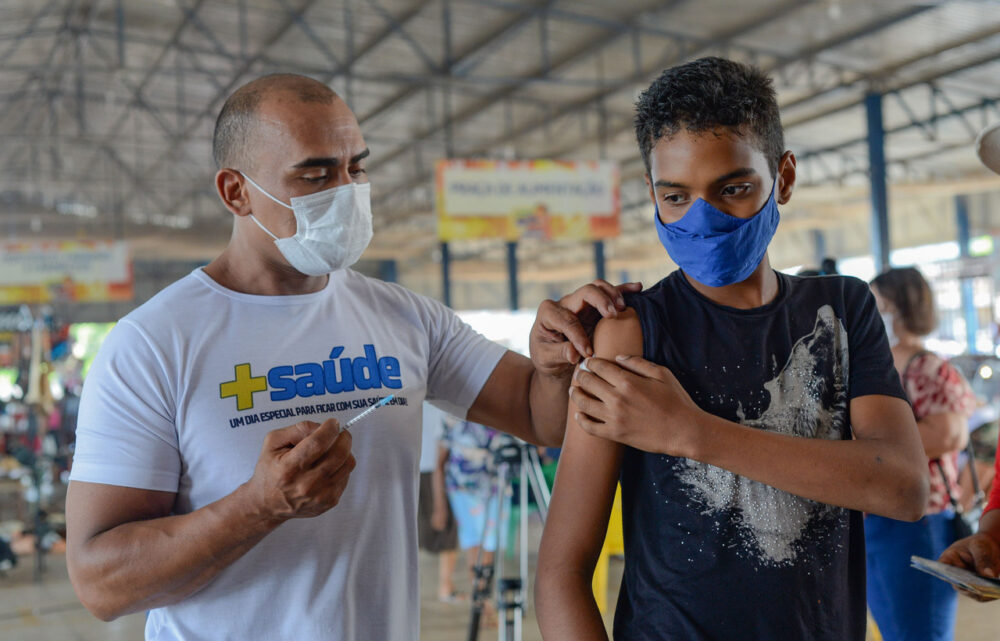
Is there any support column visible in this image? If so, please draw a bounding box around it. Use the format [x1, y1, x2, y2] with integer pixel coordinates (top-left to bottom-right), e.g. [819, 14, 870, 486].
[379, 259, 398, 284]
[812, 229, 827, 271]
[440, 241, 452, 308]
[956, 195, 978, 353]
[594, 240, 606, 282]
[507, 241, 519, 311]
[865, 92, 890, 272]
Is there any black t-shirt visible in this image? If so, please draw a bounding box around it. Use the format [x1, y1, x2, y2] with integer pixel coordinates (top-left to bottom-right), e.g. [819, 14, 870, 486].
[614, 270, 905, 641]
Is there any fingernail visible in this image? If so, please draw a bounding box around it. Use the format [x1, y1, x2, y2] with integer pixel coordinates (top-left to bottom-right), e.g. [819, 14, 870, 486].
[617, 296, 625, 307]
[616, 354, 628, 361]
[586, 346, 594, 357]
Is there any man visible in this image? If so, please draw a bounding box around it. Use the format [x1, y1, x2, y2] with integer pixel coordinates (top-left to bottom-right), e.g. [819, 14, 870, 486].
[535, 57, 928, 641]
[65, 73, 636, 640]
[938, 120, 1000, 598]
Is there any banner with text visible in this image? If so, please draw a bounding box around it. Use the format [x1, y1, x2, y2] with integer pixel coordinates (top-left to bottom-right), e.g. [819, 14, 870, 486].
[436, 159, 620, 241]
[0, 240, 133, 304]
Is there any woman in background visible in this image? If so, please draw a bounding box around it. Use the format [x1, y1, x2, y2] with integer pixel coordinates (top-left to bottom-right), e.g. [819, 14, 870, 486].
[867, 267, 978, 641]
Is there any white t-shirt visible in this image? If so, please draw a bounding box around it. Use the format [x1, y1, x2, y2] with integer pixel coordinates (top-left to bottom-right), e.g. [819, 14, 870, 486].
[419, 402, 448, 473]
[71, 268, 506, 641]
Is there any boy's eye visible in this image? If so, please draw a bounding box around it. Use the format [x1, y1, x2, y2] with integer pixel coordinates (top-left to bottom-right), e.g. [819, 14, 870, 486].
[721, 183, 752, 196]
[662, 193, 688, 205]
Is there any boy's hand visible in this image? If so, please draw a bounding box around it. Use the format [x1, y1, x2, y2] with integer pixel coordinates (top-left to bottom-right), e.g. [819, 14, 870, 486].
[569, 355, 702, 457]
[939, 532, 1000, 602]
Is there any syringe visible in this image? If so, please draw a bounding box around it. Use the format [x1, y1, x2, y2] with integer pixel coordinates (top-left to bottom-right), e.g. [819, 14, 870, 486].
[342, 394, 396, 431]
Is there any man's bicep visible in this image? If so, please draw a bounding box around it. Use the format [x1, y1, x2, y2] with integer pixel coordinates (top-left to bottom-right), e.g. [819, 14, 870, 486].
[67, 481, 176, 545]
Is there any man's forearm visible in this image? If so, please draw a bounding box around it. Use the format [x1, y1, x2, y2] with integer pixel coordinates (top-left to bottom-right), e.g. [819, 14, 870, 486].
[71, 484, 281, 621]
[528, 370, 573, 447]
[690, 413, 929, 520]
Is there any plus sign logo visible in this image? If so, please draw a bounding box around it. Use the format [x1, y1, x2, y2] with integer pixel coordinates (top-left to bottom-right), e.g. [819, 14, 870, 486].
[220, 363, 268, 411]
[218, 346, 404, 412]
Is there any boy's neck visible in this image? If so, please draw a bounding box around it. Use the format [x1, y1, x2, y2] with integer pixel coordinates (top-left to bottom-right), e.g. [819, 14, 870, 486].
[683, 255, 780, 310]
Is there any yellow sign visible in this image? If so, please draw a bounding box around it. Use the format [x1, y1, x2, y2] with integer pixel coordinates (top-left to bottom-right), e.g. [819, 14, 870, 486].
[436, 159, 620, 241]
[0, 240, 133, 304]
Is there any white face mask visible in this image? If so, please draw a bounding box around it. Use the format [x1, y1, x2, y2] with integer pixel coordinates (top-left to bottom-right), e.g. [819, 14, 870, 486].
[881, 311, 898, 347]
[240, 172, 373, 276]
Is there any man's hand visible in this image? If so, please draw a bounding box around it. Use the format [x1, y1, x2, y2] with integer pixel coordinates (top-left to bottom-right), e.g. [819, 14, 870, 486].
[530, 280, 641, 377]
[569, 355, 702, 457]
[939, 532, 1000, 602]
[241, 418, 356, 522]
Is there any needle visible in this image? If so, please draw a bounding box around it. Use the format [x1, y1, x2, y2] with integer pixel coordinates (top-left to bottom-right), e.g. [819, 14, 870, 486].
[342, 394, 395, 430]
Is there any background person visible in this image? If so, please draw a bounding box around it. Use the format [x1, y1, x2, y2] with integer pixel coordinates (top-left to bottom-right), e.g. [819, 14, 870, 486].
[418, 402, 461, 603]
[866, 267, 977, 641]
[433, 417, 510, 627]
[937, 120, 1000, 599]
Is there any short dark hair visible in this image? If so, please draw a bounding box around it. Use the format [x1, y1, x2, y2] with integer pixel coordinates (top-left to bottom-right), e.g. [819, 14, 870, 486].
[634, 57, 784, 177]
[212, 73, 338, 169]
[871, 267, 937, 336]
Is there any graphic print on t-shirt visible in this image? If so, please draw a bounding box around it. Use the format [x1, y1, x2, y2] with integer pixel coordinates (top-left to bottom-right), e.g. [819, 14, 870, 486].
[219, 343, 406, 429]
[676, 305, 849, 565]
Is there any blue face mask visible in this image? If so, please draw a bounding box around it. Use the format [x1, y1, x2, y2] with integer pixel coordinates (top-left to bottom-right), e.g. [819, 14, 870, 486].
[654, 181, 780, 287]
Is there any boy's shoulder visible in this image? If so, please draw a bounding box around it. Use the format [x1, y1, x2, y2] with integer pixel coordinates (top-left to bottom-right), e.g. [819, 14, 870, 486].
[593, 307, 642, 357]
[782, 272, 873, 305]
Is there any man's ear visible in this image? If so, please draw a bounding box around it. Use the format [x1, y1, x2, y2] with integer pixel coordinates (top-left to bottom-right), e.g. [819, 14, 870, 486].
[776, 151, 796, 205]
[215, 169, 251, 217]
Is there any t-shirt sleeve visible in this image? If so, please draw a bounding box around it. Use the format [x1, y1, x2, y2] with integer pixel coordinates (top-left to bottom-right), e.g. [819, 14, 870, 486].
[70, 319, 181, 492]
[844, 279, 907, 401]
[420, 297, 506, 419]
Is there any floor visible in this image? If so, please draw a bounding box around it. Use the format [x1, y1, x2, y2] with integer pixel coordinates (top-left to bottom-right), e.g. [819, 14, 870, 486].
[0, 539, 997, 640]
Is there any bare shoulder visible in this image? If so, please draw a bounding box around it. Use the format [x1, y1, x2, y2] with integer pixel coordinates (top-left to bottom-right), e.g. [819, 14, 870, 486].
[592, 307, 642, 358]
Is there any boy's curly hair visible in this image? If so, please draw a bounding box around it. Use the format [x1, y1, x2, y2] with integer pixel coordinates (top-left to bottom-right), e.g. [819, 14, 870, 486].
[634, 57, 784, 177]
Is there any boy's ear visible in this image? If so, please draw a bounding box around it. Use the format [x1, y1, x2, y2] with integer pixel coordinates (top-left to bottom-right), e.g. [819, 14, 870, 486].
[776, 151, 796, 205]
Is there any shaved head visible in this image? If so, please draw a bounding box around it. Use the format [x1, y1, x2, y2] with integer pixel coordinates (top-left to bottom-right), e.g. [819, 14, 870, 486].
[212, 73, 340, 170]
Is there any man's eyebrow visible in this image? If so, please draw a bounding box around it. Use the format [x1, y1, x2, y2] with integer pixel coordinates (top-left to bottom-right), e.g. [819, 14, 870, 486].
[653, 180, 688, 189]
[291, 148, 370, 169]
[292, 157, 339, 169]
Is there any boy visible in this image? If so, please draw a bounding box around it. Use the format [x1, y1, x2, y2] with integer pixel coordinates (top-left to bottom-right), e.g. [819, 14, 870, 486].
[535, 57, 929, 641]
